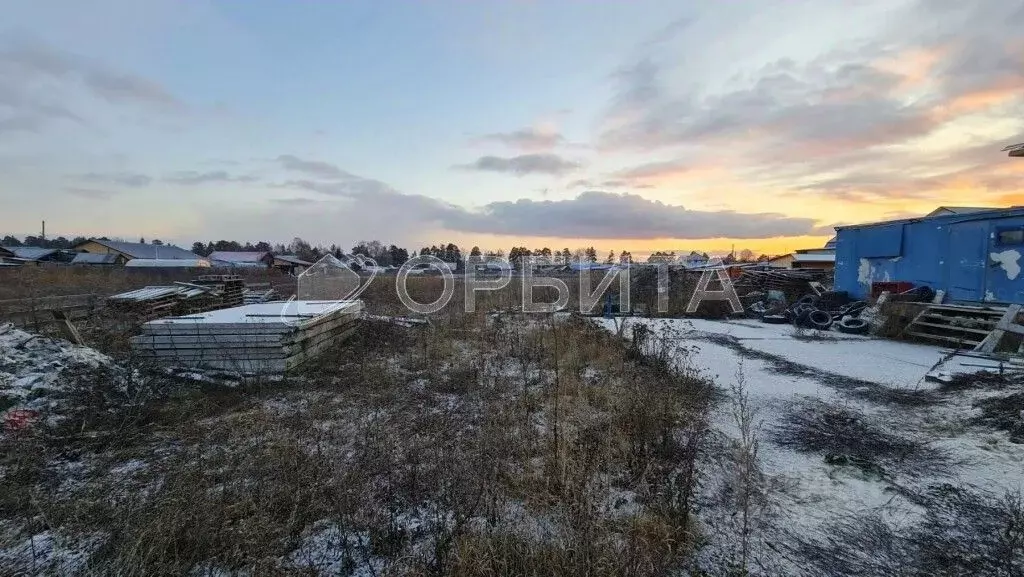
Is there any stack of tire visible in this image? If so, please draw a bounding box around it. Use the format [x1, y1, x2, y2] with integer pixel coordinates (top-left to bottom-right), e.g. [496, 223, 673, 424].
[748, 291, 870, 334]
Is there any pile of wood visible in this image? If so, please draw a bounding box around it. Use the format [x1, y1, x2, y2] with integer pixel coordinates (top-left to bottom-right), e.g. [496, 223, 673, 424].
[108, 275, 247, 320]
[733, 269, 832, 302]
[242, 282, 279, 304]
[130, 300, 363, 373]
[194, 275, 245, 307]
[108, 286, 186, 320]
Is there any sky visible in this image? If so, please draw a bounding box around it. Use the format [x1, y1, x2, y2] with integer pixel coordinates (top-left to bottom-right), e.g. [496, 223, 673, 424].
[1, 0, 1022, 258]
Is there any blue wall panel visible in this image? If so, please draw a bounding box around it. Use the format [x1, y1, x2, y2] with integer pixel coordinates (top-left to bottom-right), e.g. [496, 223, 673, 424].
[834, 211, 1024, 303]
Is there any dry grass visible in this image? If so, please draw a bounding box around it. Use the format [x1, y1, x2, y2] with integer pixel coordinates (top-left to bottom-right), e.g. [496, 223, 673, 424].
[0, 306, 716, 575]
[0, 266, 295, 301]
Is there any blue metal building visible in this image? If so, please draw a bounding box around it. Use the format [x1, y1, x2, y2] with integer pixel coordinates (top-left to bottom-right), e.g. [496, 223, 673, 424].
[835, 207, 1024, 304]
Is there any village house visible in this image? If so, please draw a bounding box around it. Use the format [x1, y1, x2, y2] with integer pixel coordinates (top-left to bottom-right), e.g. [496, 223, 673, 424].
[71, 252, 126, 266]
[0, 246, 70, 266]
[272, 254, 312, 275]
[208, 251, 275, 269]
[0, 246, 17, 267]
[768, 237, 836, 270]
[73, 239, 202, 264]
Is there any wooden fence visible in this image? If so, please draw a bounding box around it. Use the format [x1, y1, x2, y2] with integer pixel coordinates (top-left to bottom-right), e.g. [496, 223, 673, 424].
[0, 293, 102, 332]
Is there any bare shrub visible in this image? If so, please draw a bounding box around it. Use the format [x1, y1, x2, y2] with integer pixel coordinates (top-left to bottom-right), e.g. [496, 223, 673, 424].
[773, 400, 951, 480]
[796, 484, 1024, 577]
[974, 392, 1024, 443]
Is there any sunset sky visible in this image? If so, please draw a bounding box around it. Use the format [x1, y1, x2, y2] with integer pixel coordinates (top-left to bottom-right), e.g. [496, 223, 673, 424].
[1, 0, 1022, 258]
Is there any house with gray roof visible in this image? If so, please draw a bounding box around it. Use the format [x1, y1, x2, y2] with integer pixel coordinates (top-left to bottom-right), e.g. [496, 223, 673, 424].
[0, 246, 67, 265]
[73, 239, 200, 262]
[208, 251, 274, 268]
[71, 252, 125, 266]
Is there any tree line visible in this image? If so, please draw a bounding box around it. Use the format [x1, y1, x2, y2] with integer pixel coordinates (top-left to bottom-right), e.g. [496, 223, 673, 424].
[2, 233, 773, 264]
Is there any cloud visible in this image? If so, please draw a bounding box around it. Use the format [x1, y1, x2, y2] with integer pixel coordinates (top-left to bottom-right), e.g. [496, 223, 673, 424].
[269, 197, 330, 206]
[601, 54, 938, 154]
[275, 155, 355, 179]
[282, 175, 817, 240]
[450, 191, 817, 240]
[277, 176, 395, 199]
[597, 1, 1024, 205]
[64, 187, 114, 200]
[83, 69, 182, 109]
[0, 115, 46, 133]
[77, 172, 152, 187]
[0, 39, 185, 132]
[612, 159, 707, 182]
[478, 127, 564, 150]
[567, 178, 653, 190]
[456, 153, 581, 176]
[163, 171, 259, 185]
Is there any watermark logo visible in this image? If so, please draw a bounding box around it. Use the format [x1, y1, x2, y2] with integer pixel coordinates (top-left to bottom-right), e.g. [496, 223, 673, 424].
[279, 253, 381, 325]
[279, 253, 745, 317]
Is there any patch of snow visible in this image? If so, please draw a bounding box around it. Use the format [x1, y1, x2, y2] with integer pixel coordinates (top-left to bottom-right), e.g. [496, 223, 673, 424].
[283, 521, 390, 576]
[0, 323, 115, 418]
[0, 528, 105, 575]
[596, 316, 1024, 572]
[109, 459, 148, 477]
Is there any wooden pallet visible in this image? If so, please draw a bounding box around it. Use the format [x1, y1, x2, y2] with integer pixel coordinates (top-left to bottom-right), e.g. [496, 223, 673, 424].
[902, 303, 1008, 349]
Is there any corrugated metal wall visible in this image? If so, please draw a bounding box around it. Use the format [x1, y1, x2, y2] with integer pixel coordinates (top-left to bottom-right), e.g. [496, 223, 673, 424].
[835, 211, 1024, 303]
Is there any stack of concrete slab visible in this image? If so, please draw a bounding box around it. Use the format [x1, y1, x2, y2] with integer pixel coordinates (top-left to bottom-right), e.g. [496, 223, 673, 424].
[130, 300, 363, 373]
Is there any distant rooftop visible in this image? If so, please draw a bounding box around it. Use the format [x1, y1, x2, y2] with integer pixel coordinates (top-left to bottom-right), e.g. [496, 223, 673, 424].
[208, 251, 270, 263]
[76, 239, 199, 260]
[273, 254, 313, 266]
[0, 246, 60, 261]
[925, 206, 997, 217]
[71, 253, 120, 265]
[792, 253, 836, 263]
[124, 258, 211, 268]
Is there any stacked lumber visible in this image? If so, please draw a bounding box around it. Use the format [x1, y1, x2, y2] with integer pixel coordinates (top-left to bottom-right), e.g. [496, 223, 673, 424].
[243, 282, 278, 304]
[109, 276, 247, 320]
[108, 286, 184, 320]
[194, 275, 245, 308]
[130, 300, 363, 373]
[733, 269, 832, 302]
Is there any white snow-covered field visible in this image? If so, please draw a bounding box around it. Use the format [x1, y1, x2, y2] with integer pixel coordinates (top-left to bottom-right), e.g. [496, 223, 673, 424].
[596, 316, 1024, 573]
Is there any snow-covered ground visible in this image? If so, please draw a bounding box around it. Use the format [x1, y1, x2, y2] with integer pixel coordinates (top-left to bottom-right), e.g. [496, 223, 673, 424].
[595, 316, 1024, 574]
[0, 323, 114, 418]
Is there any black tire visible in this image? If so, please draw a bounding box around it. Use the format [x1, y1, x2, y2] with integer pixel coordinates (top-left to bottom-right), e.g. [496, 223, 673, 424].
[792, 303, 816, 319]
[836, 317, 869, 334]
[762, 314, 789, 324]
[817, 290, 850, 310]
[808, 310, 833, 330]
[797, 294, 820, 306]
[795, 308, 814, 327]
